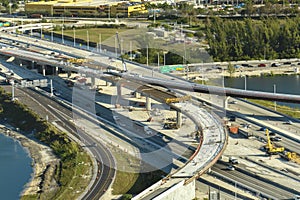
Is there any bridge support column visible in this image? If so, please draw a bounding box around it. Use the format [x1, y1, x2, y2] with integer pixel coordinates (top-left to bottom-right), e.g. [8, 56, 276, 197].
[91, 77, 96, 88]
[135, 92, 141, 99]
[117, 84, 122, 97]
[176, 111, 182, 128]
[42, 65, 46, 76]
[55, 66, 59, 76]
[223, 96, 230, 109]
[146, 96, 151, 111]
[31, 61, 34, 69]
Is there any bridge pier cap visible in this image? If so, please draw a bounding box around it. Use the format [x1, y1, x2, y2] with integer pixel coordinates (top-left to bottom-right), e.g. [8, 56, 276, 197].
[70, 27, 227, 176]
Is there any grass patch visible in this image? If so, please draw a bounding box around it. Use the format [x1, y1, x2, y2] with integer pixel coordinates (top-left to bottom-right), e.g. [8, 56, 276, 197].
[110, 146, 166, 195]
[0, 87, 92, 200]
[55, 28, 127, 44]
[248, 99, 300, 118]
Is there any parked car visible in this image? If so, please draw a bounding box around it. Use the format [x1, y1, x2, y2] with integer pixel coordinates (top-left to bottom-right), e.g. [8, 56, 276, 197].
[270, 136, 282, 141]
[271, 63, 281, 67]
[258, 63, 266, 67]
[230, 100, 238, 104]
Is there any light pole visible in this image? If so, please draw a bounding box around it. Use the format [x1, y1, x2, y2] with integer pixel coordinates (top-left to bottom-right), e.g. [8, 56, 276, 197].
[11, 80, 15, 101]
[73, 27, 76, 47]
[130, 41, 132, 60]
[99, 33, 102, 52]
[115, 35, 117, 57]
[61, 26, 64, 44]
[87, 30, 89, 50]
[9, 3, 12, 15]
[157, 52, 160, 67]
[244, 75, 247, 90]
[21, 18, 24, 34]
[121, 38, 123, 55]
[274, 84, 277, 111]
[51, 30, 53, 42]
[108, 5, 111, 20]
[146, 45, 149, 66]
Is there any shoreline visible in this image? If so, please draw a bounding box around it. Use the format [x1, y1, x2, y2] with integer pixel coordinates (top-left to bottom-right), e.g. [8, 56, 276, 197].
[0, 123, 60, 198]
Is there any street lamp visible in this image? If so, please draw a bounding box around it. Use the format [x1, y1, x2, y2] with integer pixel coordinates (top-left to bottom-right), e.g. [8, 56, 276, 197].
[121, 38, 123, 55]
[146, 45, 149, 66]
[130, 41, 132, 60]
[9, 3, 12, 15]
[157, 52, 160, 67]
[244, 75, 247, 91]
[99, 33, 102, 52]
[40, 26, 43, 39]
[274, 84, 276, 111]
[61, 26, 64, 44]
[73, 27, 76, 47]
[87, 30, 89, 50]
[115, 35, 117, 57]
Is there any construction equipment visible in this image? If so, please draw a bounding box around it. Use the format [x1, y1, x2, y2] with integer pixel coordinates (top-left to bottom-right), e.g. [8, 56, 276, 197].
[285, 152, 300, 164]
[116, 32, 127, 72]
[265, 129, 284, 154]
[67, 58, 86, 64]
[165, 95, 191, 104]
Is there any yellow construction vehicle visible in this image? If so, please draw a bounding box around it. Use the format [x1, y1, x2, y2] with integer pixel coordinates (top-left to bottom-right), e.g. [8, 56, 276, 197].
[67, 58, 86, 64]
[265, 129, 284, 154]
[285, 152, 300, 164]
[165, 95, 191, 104]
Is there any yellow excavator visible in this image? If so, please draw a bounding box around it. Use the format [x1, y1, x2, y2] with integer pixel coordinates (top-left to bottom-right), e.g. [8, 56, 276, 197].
[265, 129, 284, 154]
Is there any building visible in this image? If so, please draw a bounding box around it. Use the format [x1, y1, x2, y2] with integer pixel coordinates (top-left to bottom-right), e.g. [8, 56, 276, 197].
[25, 0, 147, 17]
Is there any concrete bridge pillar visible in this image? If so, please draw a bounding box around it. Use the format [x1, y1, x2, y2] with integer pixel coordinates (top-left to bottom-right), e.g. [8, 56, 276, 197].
[91, 77, 96, 88]
[176, 111, 182, 128]
[146, 96, 151, 111]
[135, 92, 141, 99]
[117, 84, 122, 97]
[55, 66, 59, 76]
[42, 65, 46, 76]
[223, 96, 230, 109]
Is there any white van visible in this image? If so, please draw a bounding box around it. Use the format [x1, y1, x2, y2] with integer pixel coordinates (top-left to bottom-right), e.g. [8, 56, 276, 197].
[144, 126, 152, 135]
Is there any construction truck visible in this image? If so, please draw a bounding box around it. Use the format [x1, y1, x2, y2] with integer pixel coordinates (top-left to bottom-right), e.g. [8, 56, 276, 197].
[67, 58, 86, 64]
[265, 129, 284, 154]
[165, 95, 191, 104]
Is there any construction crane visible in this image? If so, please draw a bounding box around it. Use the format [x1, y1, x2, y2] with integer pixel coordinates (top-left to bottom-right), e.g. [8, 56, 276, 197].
[265, 129, 284, 154]
[116, 32, 127, 72]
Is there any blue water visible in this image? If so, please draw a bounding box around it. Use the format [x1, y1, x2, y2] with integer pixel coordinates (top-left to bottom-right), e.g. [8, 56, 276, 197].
[225, 74, 300, 108]
[0, 133, 33, 200]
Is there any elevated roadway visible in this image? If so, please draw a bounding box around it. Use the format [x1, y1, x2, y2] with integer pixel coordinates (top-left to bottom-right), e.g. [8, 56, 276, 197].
[3, 85, 116, 200]
[2, 32, 300, 199]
